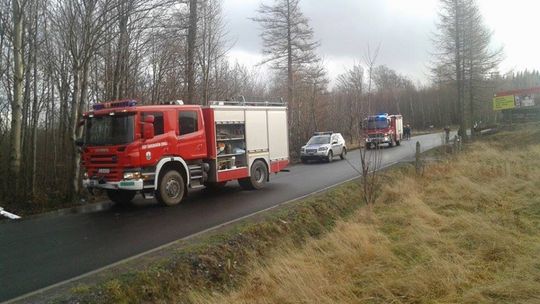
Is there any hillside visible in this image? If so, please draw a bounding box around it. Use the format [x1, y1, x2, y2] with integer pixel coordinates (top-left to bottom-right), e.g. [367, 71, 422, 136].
[192, 127, 540, 303]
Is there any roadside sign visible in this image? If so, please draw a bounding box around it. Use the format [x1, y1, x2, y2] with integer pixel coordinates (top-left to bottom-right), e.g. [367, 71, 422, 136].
[493, 95, 515, 111]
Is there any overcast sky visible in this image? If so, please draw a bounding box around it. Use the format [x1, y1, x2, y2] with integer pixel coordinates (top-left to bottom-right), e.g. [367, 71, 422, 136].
[222, 0, 540, 86]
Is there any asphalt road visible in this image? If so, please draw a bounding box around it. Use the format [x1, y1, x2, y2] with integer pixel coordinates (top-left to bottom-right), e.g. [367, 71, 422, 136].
[0, 133, 446, 302]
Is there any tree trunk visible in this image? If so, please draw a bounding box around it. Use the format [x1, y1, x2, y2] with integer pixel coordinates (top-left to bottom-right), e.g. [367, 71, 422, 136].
[31, 33, 39, 198]
[186, 0, 198, 104]
[454, 0, 466, 139]
[286, 0, 293, 109]
[285, 0, 296, 151]
[9, 0, 25, 199]
[70, 59, 90, 199]
[113, 6, 130, 100]
[69, 65, 82, 200]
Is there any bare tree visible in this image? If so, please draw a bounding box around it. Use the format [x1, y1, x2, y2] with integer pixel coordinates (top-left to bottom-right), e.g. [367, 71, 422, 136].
[432, 0, 501, 139]
[51, 0, 121, 199]
[197, 0, 229, 105]
[336, 64, 363, 142]
[462, 2, 502, 137]
[252, 0, 319, 154]
[359, 45, 382, 208]
[186, 0, 198, 103]
[9, 0, 28, 199]
[252, 0, 319, 101]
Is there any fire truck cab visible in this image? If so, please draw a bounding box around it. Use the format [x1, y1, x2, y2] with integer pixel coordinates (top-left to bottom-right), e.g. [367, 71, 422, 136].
[80, 99, 289, 206]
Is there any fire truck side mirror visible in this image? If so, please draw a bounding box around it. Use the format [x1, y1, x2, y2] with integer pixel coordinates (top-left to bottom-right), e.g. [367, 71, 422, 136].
[142, 115, 155, 140]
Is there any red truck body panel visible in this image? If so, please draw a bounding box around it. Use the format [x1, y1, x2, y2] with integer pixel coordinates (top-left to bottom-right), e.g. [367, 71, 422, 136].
[81, 100, 289, 193]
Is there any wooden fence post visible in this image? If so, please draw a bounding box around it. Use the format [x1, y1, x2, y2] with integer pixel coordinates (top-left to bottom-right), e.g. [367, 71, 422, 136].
[415, 141, 421, 175]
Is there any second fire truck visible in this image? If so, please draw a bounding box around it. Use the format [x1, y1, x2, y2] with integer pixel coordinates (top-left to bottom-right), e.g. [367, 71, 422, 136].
[364, 113, 403, 149]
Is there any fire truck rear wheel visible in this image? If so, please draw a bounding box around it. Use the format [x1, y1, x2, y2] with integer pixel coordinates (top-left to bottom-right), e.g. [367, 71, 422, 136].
[239, 160, 268, 190]
[107, 190, 136, 205]
[156, 170, 185, 206]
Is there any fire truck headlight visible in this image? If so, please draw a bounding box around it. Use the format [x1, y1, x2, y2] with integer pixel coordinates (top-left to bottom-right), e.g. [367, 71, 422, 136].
[83, 171, 89, 179]
[123, 171, 141, 180]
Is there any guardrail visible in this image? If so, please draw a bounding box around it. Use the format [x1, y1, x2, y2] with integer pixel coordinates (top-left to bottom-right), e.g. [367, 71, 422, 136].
[0, 207, 21, 219]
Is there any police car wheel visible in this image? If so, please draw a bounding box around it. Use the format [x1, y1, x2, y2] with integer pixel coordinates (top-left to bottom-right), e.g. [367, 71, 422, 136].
[326, 150, 333, 162]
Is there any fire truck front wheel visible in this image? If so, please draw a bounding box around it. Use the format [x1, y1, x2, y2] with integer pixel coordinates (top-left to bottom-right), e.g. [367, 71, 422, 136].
[239, 160, 268, 190]
[107, 190, 136, 205]
[156, 170, 185, 206]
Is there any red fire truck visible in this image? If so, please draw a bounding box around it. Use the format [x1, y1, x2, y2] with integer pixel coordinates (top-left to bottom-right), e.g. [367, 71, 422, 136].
[364, 113, 403, 149]
[79, 99, 289, 206]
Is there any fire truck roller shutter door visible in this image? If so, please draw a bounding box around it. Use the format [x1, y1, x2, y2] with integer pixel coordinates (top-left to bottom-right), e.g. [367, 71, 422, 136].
[154, 157, 190, 190]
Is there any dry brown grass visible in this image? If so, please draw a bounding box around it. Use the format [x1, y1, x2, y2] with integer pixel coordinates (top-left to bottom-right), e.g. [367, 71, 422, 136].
[192, 132, 540, 304]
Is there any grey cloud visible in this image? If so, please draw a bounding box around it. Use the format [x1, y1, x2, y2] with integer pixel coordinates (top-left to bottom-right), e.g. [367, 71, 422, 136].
[224, 0, 439, 82]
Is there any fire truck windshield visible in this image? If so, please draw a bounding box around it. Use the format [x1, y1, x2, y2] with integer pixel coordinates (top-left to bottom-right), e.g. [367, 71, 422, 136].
[85, 114, 135, 146]
[366, 119, 389, 129]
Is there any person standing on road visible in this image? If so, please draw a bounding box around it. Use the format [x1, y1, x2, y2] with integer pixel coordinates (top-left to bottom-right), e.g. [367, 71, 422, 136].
[404, 124, 411, 140]
[444, 126, 450, 143]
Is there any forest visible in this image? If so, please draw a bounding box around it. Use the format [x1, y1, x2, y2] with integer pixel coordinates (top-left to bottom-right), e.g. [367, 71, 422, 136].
[1, 0, 539, 211]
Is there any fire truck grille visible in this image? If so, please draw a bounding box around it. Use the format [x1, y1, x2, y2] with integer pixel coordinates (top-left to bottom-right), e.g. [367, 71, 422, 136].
[86, 154, 122, 181]
[89, 154, 118, 165]
[87, 168, 123, 181]
[368, 134, 383, 138]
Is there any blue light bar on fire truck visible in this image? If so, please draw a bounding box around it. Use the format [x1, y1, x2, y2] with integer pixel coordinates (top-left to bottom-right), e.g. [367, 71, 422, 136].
[370, 113, 388, 121]
[92, 99, 137, 110]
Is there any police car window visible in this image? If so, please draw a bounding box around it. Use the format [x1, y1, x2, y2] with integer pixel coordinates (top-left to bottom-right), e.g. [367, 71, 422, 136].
[179, 111, 198, 135]
[142, 112, 164, 135]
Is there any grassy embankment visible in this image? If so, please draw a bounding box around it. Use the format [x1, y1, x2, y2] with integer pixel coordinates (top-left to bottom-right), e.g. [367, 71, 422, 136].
[66, 125, 540, 303]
